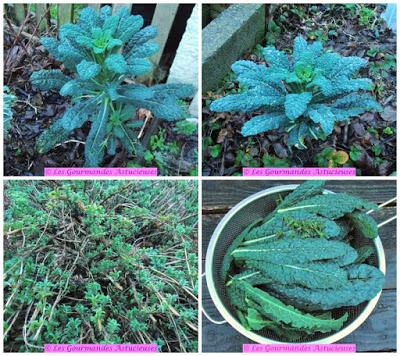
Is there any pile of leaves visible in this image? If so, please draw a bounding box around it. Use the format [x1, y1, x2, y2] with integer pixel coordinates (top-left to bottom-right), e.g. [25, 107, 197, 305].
[203, 4, 396, 176]
[4, 180, 198, 351]
[222, 180, 385, 341]
[4, 5, 197, 175]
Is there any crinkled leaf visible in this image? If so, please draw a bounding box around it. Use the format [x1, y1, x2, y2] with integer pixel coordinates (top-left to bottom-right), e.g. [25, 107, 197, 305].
[241, 112, 287, 136]
[36, 119, 70, 154]
[232, 238, 358, 266]
[246, 260, 348, 289]
[60, 80, 83, 97]
[211, 89, 284, 113]
[284, 92, 312, 120]
[59, 97, 100, 131]
[348, 211, 378, 239]
[307, 104, 336, 134]
[277, 180, 325, 210]
[151, 83, 194, 98]
[119, 84, 153, 100]
[232, 60, 288, 88]
[84, 99, 110, 167]
[127, 42, 159, 59]
[274, 264, 385, 311]
[277, 192, 378, 219]
[263, 46, 290, 69]
[236, 281, 348, 333]
[105, 54, 128, 74]
[41, 37, 60, 58]
[76, 60, 101, 80]
[126, 58, 152, 76]
[30, 70, 69, 91]
[332, 93, 383, 120]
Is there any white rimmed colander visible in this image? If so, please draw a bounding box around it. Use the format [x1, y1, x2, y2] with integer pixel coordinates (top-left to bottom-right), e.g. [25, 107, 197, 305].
[205, 185, 386, 344]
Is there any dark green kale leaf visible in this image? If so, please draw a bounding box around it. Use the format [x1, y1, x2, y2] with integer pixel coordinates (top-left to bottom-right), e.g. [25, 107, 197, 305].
[231, 238, 358, 266]
[246, 261, 348, 289]
[276, 193, 378, 219]
[276, 180, 326, 209]
[235, 280, 348, 333]
[243, 210, 343, 243]
[273, 264, 385, 311]
[348, 211, 378, 239]
[220, 219, 263, 283]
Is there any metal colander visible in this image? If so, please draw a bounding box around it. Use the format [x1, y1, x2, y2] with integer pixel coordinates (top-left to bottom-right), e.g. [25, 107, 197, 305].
[205, 185, 386, 344]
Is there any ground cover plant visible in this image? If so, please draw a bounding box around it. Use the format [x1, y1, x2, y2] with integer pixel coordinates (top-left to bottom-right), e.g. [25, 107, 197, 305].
[4, 180, 198, 352]
[203, 4, 396, 176]
[4, 4, 197, 175]
[222, 180, 385, 341]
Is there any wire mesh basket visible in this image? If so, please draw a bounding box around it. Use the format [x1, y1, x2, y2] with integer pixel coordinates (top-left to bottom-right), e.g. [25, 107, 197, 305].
[205, 185, 386, 344]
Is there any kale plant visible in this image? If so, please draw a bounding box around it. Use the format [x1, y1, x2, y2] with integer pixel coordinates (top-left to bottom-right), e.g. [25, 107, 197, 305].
[223, 181, 385, 341]
[210, 36, 382, 148]
[30, 6, 193, 166]
[4, 86, 16, 133]
[4, 180, 198, 351]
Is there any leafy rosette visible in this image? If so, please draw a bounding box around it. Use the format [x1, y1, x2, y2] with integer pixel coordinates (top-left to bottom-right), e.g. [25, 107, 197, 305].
[30, 6, 193, 166]
[210, 36, 382, 148]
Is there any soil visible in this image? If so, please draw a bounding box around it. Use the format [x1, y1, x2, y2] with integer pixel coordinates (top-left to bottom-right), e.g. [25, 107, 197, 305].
[202, 4, 396, 176]
[4, 15, 197, 176]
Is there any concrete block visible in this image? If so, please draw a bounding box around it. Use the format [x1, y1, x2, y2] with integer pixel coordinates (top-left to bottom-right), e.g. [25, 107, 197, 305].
[202, 4, 265, 93]
[168, 5, 199, 118]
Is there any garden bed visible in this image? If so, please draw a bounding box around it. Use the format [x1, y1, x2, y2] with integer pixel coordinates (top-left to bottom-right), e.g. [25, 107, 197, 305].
[202, 4, 396, 176]
[4, 180, 198, 352]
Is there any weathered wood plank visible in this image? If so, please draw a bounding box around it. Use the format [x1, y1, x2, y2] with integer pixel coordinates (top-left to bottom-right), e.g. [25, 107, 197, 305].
[150, 4, 179, 65]
[201, 289, 396, 352]
[112, 4, 132, 14]
[14, 4, 26, 25]
[202, 180, 396, 211]
[57, 4, 73, 28]
[201, 208, 396, 289]
[35, 4, 47, 32]
[88, 4, 101, 12]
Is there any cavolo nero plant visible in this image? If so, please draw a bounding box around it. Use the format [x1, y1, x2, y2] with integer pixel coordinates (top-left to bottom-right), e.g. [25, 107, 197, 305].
[210, 36, 382, 148]
[31, 6, 193, 167]
[223, 181, 385, 341]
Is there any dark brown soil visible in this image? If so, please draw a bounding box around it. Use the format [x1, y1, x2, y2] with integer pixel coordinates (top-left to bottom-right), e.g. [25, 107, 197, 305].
[202, 4, 396, 176]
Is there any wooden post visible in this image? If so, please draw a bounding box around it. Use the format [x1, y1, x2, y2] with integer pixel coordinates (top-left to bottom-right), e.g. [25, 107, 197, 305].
[88, 4, 101, 12]
[141, 4, 179, 149]
[14, 4, 26, 25]
[112, 4, 132, 14]
[150, 4, 179, 66]
[35, 4, 48, 32]
[57, 4, 73, 28]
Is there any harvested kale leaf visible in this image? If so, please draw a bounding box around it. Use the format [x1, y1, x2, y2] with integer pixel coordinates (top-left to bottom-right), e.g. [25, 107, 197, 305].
[220, 180, 385, 340]
[236, 281, 348, 333]
[277, 193, 378, 219]
[273, 264, 385, 311]
[245, 261, 348, 289]
[231, 238, 358, 266]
